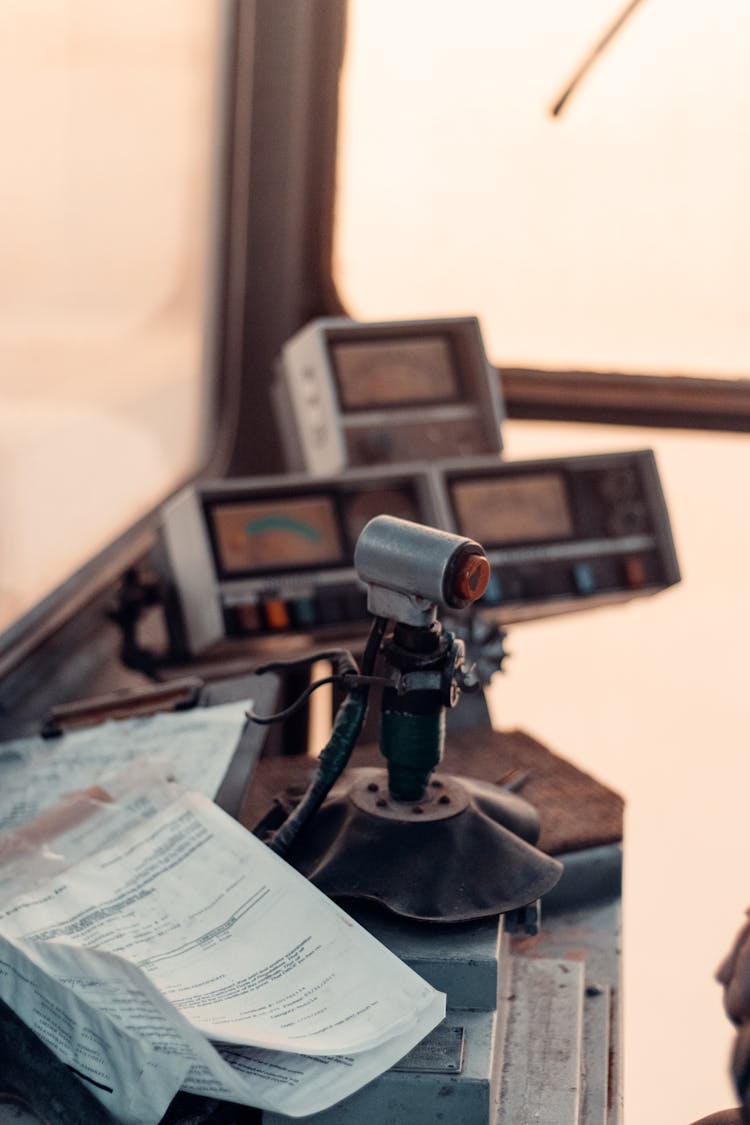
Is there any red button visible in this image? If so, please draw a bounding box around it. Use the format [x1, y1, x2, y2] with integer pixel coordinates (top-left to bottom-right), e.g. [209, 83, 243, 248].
[237, 603, 261, 632]
[452, 552, 491, 603]
[624, 556, 647, 588]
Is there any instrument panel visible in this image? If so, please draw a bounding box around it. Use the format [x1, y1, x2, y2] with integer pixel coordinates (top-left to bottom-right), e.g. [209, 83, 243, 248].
[159, 451, 680, 656]
[273, 317, 504, 475]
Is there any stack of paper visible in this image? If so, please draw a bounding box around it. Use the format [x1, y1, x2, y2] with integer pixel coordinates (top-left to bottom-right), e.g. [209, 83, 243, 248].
[0, 713, 445, 1123]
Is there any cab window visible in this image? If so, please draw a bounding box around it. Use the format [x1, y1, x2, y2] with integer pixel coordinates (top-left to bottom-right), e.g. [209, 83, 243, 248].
[0, 1, 223, 635]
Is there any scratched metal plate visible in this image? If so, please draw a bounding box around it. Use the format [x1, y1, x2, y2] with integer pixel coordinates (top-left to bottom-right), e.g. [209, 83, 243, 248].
[391, 1023, 465, 1073]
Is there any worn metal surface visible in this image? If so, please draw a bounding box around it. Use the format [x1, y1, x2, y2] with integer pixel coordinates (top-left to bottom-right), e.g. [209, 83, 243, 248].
[391, 1024, 465, 1074]
[263, 1008, 501, 1125]
[496, 957, 584, 1125]
[512, 896, 623, 1124]
[581, 984, 611, 1125]
[347, 905, 504, 1012]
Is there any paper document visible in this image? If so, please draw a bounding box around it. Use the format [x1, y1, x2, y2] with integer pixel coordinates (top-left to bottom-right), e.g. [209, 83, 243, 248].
[0, 699, 251, 833]
[0, 771, 445, 1122]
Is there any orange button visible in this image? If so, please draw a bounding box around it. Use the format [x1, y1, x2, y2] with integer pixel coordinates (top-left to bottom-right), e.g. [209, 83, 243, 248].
[264, 600, 291, 630]
[452, 552, 491, 603]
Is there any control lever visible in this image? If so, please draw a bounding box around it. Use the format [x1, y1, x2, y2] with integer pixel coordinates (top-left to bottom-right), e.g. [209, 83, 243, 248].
[251, 516, 562, 923]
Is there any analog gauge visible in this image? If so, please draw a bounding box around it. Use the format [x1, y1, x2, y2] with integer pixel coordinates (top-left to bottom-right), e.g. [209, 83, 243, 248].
[451, 474, 574, 545]
[331, 336, 459, 409]
[343, 486, 421, 547]
[209, 496, 345, 576]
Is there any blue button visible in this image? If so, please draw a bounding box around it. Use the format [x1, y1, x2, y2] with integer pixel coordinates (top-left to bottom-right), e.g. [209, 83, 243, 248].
[481, 572, 504, 605]
[290, 598, 317, 628]
[573, 563, 597, 595]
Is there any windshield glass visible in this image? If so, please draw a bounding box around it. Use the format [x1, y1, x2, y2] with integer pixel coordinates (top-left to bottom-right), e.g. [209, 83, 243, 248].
[0, 1, 222, 634]
[335, 0, 750, 376]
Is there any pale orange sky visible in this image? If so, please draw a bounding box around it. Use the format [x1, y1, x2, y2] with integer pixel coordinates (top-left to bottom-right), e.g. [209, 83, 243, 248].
[336, 0, 750, 377]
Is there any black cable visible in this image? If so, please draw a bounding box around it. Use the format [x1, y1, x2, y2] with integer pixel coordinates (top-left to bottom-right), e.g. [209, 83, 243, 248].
[266, 616, 388, 857]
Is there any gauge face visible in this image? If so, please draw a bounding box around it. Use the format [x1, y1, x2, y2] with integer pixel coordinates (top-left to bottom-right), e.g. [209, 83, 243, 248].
[451, 473, 574, 545]
[331, 335, 459, 410]
[342, 485, 421, 547]
[208, 495, 346, 576]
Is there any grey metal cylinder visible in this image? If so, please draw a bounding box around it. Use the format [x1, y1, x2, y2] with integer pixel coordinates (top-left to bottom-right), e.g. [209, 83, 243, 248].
[354, 515, 487, 610]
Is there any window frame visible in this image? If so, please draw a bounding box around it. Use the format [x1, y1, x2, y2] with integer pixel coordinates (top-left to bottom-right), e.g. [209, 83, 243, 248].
[500, 367, 750, 430]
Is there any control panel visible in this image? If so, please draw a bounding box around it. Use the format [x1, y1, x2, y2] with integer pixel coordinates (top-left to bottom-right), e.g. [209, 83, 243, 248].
[441, 451, 679, 621]
[159, 466, 437, 655]
[273, 316, 504, 475]
[159, 451, 679, 656]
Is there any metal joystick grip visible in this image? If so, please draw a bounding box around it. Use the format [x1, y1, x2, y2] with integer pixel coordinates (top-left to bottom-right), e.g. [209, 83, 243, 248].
[354, 515, 490, 627]
[354, 516, 491, 804]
